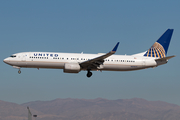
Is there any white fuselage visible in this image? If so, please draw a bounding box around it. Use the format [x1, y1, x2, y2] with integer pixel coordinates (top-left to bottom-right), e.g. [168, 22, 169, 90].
[3, 29, 174, 77]
[3, 52, 166, 72]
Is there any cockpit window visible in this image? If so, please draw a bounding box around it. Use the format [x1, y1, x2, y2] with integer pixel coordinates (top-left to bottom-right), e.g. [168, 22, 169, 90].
[10, 55, 16, 58]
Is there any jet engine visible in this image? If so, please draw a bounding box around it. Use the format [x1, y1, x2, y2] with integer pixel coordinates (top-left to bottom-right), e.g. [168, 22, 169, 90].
[63, 63, 81, 73]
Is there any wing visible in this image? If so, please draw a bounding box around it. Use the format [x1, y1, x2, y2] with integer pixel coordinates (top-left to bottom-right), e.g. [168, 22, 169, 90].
[80, 42, 119, 70]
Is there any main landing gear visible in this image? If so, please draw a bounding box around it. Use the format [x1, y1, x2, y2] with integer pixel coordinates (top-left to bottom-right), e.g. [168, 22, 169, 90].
[87, 70, 92, 78]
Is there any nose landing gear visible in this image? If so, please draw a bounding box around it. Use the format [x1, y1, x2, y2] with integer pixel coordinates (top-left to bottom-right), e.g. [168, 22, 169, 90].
[12, 66, 21, 74]
[18, 69, 21, 74]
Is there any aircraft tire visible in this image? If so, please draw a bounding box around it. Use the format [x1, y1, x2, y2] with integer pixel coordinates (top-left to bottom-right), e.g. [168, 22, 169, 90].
[18, 70, 21, 74]
[87, 71, 92, 78]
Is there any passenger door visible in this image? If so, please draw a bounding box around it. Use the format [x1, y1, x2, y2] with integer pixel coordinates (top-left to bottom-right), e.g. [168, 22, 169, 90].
[21, 54, 27, 61]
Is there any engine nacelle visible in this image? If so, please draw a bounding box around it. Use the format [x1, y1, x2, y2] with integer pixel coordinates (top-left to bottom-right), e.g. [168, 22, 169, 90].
[63, 63, 81, 73]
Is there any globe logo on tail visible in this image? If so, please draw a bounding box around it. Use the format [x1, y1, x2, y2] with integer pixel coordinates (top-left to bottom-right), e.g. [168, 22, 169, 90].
[144, 42, 166, 58]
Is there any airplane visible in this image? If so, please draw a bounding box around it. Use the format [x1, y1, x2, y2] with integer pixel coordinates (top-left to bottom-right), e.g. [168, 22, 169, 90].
[3, 29, 175, 78]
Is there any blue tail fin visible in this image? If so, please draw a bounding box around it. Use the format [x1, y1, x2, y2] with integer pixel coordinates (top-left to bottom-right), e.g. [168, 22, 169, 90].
[144, 29, 174, 58]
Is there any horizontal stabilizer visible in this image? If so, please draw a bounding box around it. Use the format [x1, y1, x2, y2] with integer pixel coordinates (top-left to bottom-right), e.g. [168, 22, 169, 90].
[155, 55, 175, 62]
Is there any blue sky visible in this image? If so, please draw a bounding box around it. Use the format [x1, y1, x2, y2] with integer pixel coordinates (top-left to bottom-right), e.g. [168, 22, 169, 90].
[0, 1, 180, 105]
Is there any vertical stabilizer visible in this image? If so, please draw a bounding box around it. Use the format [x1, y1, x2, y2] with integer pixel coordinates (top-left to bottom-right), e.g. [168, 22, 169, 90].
[144, 29, 173, 58]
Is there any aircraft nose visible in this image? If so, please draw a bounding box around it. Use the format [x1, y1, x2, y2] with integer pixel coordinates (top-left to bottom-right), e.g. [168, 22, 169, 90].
[3, 58, 9, 64]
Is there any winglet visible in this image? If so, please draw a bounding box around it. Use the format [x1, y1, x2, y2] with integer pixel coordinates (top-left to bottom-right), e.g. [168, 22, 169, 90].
[112, 42, 119, 52]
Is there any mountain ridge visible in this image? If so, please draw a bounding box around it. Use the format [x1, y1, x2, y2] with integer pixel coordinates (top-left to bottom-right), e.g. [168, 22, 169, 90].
[0, 98, 180, 120]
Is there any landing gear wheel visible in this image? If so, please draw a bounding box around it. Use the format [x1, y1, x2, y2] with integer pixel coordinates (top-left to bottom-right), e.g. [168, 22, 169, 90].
[87, 71, 92, 78]
[18, 70, 21, 74]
